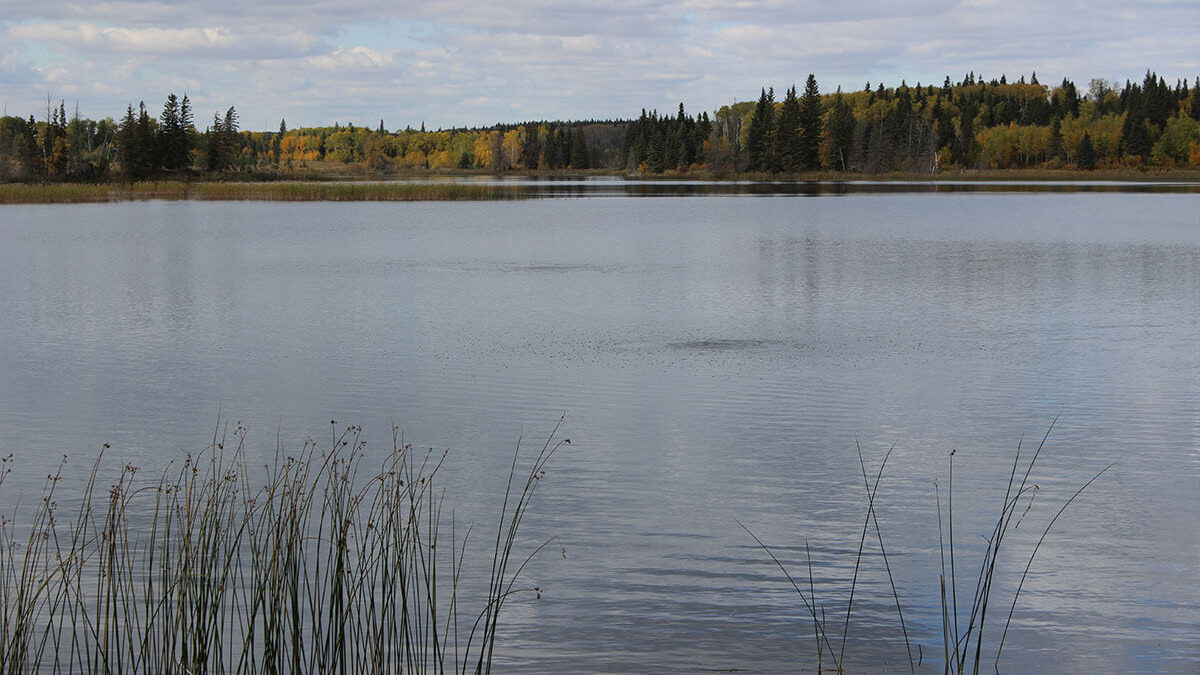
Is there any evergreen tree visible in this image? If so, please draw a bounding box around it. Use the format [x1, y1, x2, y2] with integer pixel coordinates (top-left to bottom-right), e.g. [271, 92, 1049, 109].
[1048, 116, 1063, 159]
[1077, 132, 1096, 169]
[933, 99, 956, 154]
[826, 88, 855, 171]
[569, 126, 589, 169]
[695, 111, 713, 165]
[1143, 70, 1172, 129]
[221, 106, 240, 170]
[158, 93, 193, 172]
[776, 85, 802, 172]
[118, 104, 137, 177]
[115, 101, 156, 178]
[273, 119, 286, 165]
[136, 102, 155, 175]
[798, 74, 823, 171]
[746, 87, 776, 172]
[953, 100, 977, 166]
[20, 115, 40, 177]
[1121, 93, 1151, 159]
[204, 107, 238, 172]
[521, 125, 541, 169]
[206, 113, 224, 172]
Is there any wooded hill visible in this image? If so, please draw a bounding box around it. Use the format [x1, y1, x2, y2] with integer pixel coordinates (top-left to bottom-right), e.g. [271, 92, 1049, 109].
[1, 70, 1197, 181]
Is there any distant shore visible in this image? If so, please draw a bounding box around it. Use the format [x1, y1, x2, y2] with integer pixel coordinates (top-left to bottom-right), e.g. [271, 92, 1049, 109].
[2, 168, 1198, 204]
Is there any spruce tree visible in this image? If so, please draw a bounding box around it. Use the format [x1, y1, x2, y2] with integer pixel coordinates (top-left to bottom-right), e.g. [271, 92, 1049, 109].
[1077, 132, 1096, 170]
[118, 104, 137, 177]
[1121, 95, 1151, 159]
[1048, 117, 1063, 159]
[125, 101, 155, 178]
[206, 113, 224, 172]
[827, 88, 855, 172]
[746, 87, 776, 172]
[221, 107, 240, 170]
[273, 119, 286, 165]
[158, 93, 192, 172]
[776, 85, 801, 172]
[798, 74, 823, 171]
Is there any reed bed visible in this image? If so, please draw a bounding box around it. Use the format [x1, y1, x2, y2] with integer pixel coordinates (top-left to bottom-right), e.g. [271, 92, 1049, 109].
[0, 420, 567, 674]
[0, 181, 532, 204]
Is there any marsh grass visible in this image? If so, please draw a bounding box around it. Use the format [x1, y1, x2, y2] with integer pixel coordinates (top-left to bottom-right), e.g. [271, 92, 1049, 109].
[0, 182, 532, 204]
[0, 419, 567, 674]
[745, 421, 1111, 674]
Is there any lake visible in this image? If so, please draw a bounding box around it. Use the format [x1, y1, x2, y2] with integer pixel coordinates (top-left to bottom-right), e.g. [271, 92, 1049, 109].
[0, 183, 1197, 673]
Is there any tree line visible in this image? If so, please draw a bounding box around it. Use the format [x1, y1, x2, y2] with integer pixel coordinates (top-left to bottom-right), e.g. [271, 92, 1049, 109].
[706, 70, 1199, 173]
[1, 69, 1197, 181]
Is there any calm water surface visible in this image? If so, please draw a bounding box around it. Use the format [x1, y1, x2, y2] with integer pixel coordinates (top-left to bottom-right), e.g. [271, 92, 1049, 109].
[1, 186, 1197, 673]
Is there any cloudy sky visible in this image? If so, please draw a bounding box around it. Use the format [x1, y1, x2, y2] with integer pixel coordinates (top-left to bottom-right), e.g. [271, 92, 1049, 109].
[1, 1, 1197, 130]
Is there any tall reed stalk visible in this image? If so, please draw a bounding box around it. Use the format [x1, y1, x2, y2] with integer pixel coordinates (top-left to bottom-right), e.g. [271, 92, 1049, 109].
[739, 442, 913, 674]
[938, 420, 1112, 675]
[746, 421, 1110, 674]
[0, 419, 568, 674]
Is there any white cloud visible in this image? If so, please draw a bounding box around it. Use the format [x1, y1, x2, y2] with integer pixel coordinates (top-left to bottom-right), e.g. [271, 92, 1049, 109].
[306, 46, 398, 71]
[9, 22, 320, 58]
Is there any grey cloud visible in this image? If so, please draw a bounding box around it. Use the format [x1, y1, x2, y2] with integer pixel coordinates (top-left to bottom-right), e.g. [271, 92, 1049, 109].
[0, 0, 1195, 129]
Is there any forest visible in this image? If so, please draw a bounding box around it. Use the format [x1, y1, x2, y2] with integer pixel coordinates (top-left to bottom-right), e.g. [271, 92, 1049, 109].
[1, 70, 1197, 181]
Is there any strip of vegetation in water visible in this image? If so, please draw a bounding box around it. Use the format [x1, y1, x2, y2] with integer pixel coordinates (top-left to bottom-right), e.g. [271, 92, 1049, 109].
[0, 181, 534, 204]
[0, 420, 568, 674]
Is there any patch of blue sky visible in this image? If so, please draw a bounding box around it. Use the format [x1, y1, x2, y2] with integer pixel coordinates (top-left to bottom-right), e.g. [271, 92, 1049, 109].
[336, 19, 448, 51]
[7, 41, 55, 68]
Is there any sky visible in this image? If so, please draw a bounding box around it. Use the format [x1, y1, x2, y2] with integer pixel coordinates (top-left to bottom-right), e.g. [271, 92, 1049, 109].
[1, 1, 1197, 131]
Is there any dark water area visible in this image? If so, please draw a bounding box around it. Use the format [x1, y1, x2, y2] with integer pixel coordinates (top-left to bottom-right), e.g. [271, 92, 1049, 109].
[1, 185, 1197, 672]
